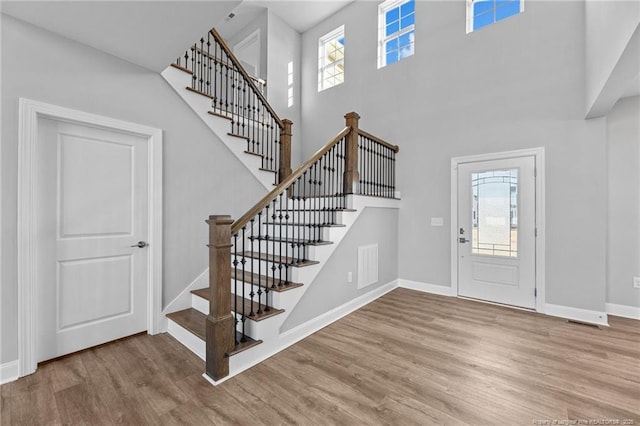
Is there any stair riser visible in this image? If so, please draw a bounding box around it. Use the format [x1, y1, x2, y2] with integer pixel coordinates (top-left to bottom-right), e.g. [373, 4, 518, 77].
[248, 239, 310, 257]
[232, 258, 308, 281]
[283, 198, 347, 211]
[259, 225, 331, 241]
[268, 210, 341, 224]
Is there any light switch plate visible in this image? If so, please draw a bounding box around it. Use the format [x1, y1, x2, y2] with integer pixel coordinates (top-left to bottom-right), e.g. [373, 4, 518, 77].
[431, 217, 444, 227]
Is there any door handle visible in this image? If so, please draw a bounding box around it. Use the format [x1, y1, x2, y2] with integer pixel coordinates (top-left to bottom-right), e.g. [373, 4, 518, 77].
[459, 238, 469, 243]
[131, 241, 148, 248]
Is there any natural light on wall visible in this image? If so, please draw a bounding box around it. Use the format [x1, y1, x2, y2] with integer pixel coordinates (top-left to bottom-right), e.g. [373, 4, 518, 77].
[318, 25, 345, 92]
[287, 61, 294, 107]
[378, 0, 415, 68]
[466, 0, 524, 33]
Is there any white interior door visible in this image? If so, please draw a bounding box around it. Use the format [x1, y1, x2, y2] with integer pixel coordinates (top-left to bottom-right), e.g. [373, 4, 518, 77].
[457, 156, 536, 309]
[36, 118, 149, 362]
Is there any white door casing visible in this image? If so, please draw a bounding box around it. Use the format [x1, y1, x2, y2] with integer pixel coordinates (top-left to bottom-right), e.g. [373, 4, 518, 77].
[18, 98, 163, 376]
[36, 119, 149, 362]
[451, 148, 545, 313]
[457, 156, 535, 309]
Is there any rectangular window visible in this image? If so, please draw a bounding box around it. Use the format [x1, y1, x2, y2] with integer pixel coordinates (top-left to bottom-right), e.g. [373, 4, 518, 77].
[471, 169, 519, 257]
[318, 26, 345, 92]
[378, 0, 415, 68]
[287, 61, 294, 107]
[466, 0, 524, 33]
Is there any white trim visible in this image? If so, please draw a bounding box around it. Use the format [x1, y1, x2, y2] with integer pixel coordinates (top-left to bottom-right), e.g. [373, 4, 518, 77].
[17, 98, 163, 378]
[398, 279, 456, 296]
[233, 29, 261, 79]
[0, 361, 20, 385]
[545, 303, 609, 327]
[606, 303, 640, 320]
[450, 147, 546, 313]
[377, 0, 416, 68]
[318, 25, 345, 92]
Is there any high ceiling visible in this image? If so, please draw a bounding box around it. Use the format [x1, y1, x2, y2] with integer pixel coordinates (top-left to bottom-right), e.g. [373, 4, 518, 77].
[0, 0, 353, 72]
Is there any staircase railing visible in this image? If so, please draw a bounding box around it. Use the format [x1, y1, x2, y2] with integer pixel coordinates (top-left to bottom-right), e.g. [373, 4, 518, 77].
[205, 113, 399, 381]
[173, 28, 292, 184]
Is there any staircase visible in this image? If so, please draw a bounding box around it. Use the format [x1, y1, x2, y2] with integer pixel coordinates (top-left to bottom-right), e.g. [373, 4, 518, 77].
[162, 27, 400, 384]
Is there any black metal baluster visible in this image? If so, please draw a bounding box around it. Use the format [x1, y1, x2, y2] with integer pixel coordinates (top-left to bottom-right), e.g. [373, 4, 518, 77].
[233, 233, 239, 345]
[191, 46, 196, 90]
[241, 226, 247, 342]
[206, 34, 212, 96]
[277, 193, 284, 288]
[284, 183, 292, 287]
[249, 219, 256, 317]
[256, 211, 263, 315]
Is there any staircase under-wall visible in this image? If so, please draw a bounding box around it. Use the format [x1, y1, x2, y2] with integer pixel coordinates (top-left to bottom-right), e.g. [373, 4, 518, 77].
[161, 27, 401, 383]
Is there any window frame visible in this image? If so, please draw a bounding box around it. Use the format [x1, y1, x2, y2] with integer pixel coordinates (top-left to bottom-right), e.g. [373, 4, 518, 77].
[377, 0, 415, 69]
[466, 0, 524, 34]
[318, 25, 345, 92]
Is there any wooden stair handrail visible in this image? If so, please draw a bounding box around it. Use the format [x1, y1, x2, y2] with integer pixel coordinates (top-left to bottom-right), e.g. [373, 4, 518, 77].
[209, 28, 283, 129]
[231, 126, 351, 234]
[357, 129, 400, 153]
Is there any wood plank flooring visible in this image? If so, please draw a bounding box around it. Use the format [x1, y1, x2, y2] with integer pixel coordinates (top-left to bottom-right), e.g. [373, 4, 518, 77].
[2, 288, 639, 425]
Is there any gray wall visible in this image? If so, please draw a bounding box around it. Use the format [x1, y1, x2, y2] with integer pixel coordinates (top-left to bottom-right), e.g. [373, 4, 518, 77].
[606, 95, 640, 308]
[300, 1, 608, 312]
[585, 1, 640, 115]
[226, 10, 269, 82]
[0, 14, 266, 363]
[266, 11, 303, 168]
[282, 207, 399, 331]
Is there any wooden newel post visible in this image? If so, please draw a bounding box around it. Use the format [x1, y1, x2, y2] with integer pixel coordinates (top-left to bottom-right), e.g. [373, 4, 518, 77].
[205, 215, 235, 381]
[279, 119, 293, 183]
[343, 112, 360, 194]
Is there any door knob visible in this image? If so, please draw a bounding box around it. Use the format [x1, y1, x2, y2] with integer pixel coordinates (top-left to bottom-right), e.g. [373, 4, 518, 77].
[131, 241, 148, 248]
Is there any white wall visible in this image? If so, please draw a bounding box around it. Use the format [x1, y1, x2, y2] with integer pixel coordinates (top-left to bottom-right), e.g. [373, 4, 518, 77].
[606, 95, 640, 308]
[0, 14, 266, 363]
[300, 1, 608, 312]
[585, 1, 640, 117]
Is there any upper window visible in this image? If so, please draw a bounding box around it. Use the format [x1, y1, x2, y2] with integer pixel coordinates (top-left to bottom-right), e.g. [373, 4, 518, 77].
[466, 0, 524, 33]
[318, 26, 345, 92]
[378, 0, 415, 68]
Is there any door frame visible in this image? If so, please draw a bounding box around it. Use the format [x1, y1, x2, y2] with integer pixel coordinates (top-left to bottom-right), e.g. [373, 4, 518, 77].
[450, 147, 545, 313]
[17, 98, 163, 378]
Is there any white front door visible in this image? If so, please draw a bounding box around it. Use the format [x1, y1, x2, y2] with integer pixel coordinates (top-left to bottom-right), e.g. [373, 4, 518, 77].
[36, 118, 149, 362]
[457, 156, 536, 309]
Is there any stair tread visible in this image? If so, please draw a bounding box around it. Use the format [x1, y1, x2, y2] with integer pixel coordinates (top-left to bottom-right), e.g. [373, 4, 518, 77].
[171, 63, 193, 74]
[241, 251, 319, 267]
[244, 150, 264, 158]
[167, 308, 262, 356]
[259, 168, 277, 173]
[248, 236, 333, 246]
[191, 289, 285, 322]
[228, 132, 249, 141]
[229, 332, 262, 356]
[167, 308, 206, 340]
[185, 86, 213, 99]
[208, 110, 232, 121]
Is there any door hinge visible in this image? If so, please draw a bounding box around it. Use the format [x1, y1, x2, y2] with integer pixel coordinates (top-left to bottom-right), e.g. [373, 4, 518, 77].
[534, 168, 537, 178]
[534, 288, 537, 297]
[534, 228, 538, 237]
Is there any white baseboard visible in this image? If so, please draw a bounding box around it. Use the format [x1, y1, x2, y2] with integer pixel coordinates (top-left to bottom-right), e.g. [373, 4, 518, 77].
[279, 280, 398, 339]
[196, 280, 400, 387]
[544, 303, 609, 326]
[398, 279, 456, 297]
[0, 360, 20, 385]
[606, 303, 640, 320]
